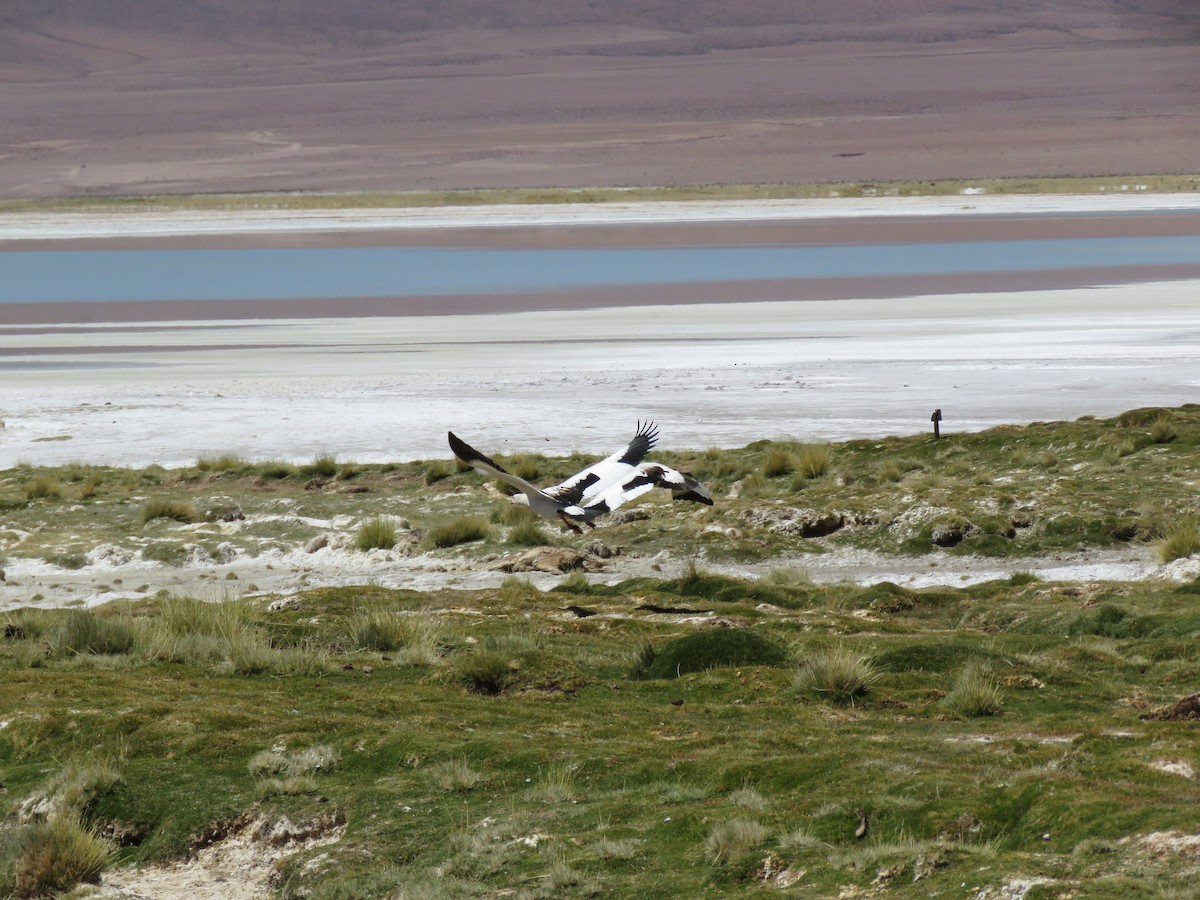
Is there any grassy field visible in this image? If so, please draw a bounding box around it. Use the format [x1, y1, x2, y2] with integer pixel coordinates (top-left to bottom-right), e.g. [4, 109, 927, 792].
[0, 174, 1197, 214]
[3, 405, 1200, 578]
[3, 407, 1200, 898]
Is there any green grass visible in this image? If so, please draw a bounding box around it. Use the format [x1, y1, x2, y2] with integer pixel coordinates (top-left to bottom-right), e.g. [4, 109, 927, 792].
[794, 644, 880, 704]
[643, 628, 790, 678]
[943, 662, 1005, 717]
[423, 515, 490, 549]
[354, 517, 398, 552]
[303, 455, 339, 478]
[25, 475, 62, 501]
[3, 173, 1197, 214]
[1158, 520, 1200, 563]
[5, 405, 1200, 894]
[7, 815, 112, 897]
[140, 498, 197, 525]
[1, 577, 1200, 896]
[4, 404, 1200, 573]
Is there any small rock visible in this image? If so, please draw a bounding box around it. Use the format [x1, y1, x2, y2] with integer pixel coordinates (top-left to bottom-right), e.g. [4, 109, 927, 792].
[607, 508, 652, 525]
[86, 544, 134, 567]
[213, 542, 241, 564]
[184, 543, 213, 565]
[490, 546, 605, 574]
[585, 540, 620, 559]
[204, 498, 244, 522]
[268, 598, 302, 612]
[304, 533, 330, 554]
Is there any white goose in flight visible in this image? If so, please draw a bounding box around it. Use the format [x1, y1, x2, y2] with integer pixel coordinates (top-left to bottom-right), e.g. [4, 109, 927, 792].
[447, 422, 713, 534]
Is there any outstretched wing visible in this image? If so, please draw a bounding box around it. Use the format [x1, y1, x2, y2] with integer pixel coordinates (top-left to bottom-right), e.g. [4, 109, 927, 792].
[580, 462, 714, 520]
[448, 431, 548, 501]
[548, 421, 660, 504]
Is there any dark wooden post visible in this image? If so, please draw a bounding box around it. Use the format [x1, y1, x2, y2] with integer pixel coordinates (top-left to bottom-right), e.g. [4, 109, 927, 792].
[931, 408, 942, 439]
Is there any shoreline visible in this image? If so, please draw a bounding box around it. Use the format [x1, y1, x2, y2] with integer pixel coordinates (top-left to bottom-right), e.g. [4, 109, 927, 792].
[4, 194, 1200, 244]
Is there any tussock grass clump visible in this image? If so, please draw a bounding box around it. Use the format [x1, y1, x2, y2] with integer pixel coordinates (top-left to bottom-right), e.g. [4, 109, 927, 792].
[1006, 571, 1040, 586]
[500, 575, 540, 600]
[138, 596, 318, 675]
[1158, 520, 1200, 562]
[25, 475, 62, 501]
[762, 447, 795, 478]
[593, 837, 641, 860]
[140, 499, 197, 525]
[506, 518, 547, 547]
[303, 455, 339, 477]
[644, 628, 789, 679]
[40, 757, 124, 822]
[455, 648, 514, 695]
[497, 502, 534, 524]
[729, 785, 770, 811]
[424, 461, 453, 485]
[553, 570, 592, 594]
[943, 663, 1004, 717]
[876, 461, 906, 483]
[795, 645, 880, 704]
[345, 607, 441, 664]
[47, 610, 138, 657]
[423, 516, 490, 549]
[256, 776, 319, 800]
[10, 815, 111, 897]
[704, 818, 769, 865]
[249, 743, 338, 777]
[428, 758, 484, 792]
[629, 639, 657, 679]
[355, 517, 398, 552]
[195, 453, 247, 472]
[736, 472, 770, 499]
[765, 567, 811, 587]
[795, 443, 833, 479]
[257, 460, 295, 479]
[530, 763, 576, 804]
[1149, 415, 1178, 444]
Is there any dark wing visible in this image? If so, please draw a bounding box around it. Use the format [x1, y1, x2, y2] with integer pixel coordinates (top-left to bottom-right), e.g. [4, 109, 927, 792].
[448, 431, 544, 498]
[580, 462, 714, 521]
[547, 421, 659, 503]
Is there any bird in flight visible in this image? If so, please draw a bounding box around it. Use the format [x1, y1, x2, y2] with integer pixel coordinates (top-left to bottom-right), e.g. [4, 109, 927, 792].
[447, 422, 713, 534]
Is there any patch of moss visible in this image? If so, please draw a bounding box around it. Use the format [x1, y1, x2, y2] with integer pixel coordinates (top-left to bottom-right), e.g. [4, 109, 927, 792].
[644, 628, 789, 679]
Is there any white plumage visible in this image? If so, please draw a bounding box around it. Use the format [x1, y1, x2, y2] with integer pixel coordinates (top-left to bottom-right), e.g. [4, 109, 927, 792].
[447, 422, 713, 533]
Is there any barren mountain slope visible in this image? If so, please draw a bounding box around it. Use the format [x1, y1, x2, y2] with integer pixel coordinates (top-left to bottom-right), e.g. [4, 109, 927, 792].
[0, 1, 1196, 195]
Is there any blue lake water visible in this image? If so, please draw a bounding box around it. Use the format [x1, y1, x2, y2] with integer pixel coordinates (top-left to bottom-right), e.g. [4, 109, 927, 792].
[2, 236, 1200, 305]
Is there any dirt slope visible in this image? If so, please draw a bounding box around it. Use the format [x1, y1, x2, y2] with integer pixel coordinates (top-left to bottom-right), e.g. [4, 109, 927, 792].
[0, 1, 1197, 196]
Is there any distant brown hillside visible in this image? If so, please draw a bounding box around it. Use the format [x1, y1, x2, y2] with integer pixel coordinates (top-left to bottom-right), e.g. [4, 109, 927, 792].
[3, 1, 1198, 46]
[0, 1, 1196, 197]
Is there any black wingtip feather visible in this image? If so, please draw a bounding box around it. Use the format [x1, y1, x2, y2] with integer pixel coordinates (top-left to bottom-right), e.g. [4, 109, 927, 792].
[448, 431, 507, 473]
[619, 420, 660, 466]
